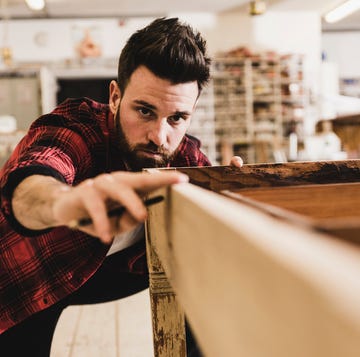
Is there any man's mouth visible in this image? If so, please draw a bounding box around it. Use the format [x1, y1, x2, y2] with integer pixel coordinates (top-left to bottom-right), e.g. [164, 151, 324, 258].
[137, 149, 163, 157]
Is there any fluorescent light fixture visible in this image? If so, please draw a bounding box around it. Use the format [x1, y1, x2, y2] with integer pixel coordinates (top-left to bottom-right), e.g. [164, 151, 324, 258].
[25, 0, 45, 11]
[324, 0, 360, 23]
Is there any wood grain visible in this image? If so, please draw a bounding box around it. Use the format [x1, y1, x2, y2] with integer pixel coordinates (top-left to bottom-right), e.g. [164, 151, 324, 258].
[174, 160, 360, 192]
[148, 182, 360, 357]
[146, 160, 360, 356]
[230, 182, 360, 218]
[145, 188, 186, 357]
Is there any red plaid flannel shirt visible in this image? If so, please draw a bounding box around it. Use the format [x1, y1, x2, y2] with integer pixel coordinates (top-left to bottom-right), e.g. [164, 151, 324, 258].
[0, 97, 211, 334]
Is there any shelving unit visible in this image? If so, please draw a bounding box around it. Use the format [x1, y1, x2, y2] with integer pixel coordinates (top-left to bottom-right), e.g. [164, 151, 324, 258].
[188, 81, 217, 164]
[280, 54, 307, 140]
[251, 56, 283, 162]
[185, 52, 308, 165]
[252, 57, 282, 141]
[201, 52, 309, 164]
[212, 58, 255, 164]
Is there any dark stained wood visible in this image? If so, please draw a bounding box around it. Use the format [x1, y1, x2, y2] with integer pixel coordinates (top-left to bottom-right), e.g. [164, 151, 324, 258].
[147, 176, 360, 357]
[230, 182, 360, 219]
[222, 182, 360, 245]
[174, 160, 360, 244]
[173, 160, 360, 192]
[147, 160, 360, 356]
[316, 218, 360, 244]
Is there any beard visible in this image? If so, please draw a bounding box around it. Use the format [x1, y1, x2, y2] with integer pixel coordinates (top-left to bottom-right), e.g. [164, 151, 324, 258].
[114, 109, 177, 172]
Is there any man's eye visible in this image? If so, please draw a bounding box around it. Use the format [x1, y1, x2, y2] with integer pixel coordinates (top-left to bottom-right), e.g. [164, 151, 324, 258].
[169, 115, 185, 124]
[138, 108, 152, 117]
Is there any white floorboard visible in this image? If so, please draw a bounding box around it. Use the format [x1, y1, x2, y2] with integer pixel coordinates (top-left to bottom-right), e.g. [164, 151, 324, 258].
[51, 289, 153, 357]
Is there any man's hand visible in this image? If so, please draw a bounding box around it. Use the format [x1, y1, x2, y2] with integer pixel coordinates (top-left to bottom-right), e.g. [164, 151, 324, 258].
[229, 156, 243, 168]
[12, 171, 188, 244]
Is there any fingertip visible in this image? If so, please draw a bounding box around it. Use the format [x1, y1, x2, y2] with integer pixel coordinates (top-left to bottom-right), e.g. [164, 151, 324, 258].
[232, 156, 243, 167]
[101, 232, 113, 245]
[177, 173, 189, 183]
[138, 208, 148, 222]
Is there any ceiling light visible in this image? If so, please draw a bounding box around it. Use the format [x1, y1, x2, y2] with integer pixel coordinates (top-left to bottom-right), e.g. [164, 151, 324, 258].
[249, 1, 266, 16]
[324, 0, 360, 23]
[25, 0, 45, 11]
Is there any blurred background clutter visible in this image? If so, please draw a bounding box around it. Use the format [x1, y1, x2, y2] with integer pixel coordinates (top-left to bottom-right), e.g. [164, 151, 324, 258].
[1, 0, 360, 166]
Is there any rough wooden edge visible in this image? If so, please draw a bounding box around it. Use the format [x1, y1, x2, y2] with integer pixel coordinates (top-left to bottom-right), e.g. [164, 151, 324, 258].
[145, 187, 186, 357]
[151, 182, 360, 357]
[174, 160, 360, 191]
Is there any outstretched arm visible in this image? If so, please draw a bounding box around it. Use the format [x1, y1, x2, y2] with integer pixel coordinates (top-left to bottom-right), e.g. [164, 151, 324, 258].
[12, 171, 188, 243]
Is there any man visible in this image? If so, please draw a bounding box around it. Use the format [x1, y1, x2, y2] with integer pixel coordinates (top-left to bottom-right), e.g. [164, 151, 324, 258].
[0, 17, 242, 355]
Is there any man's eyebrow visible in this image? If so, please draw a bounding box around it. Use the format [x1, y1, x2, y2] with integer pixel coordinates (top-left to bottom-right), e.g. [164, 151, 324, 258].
[133, 99, 157, 110]
[174, 110, 191, 117]
[133, 99, 191, 117]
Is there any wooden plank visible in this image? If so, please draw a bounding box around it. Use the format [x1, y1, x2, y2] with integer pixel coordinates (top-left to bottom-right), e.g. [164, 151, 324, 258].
[148, 182, 360, 357]
[222, 183, 360, 244]
[173, 160, 360, 192]
[231, 182, 360, 218]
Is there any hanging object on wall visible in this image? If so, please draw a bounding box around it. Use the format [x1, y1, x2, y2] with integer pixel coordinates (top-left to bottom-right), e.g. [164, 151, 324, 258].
[33, 31, 48, 47]
[0, 0, 13, 67]
[71, 25, 102, 66]
[1, 47, 12, 67]
[75, 27, 102, 59]
[249, 0, 266, 16]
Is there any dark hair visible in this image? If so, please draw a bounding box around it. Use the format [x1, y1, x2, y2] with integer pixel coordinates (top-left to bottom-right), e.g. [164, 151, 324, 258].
[117, 17, 211, 94]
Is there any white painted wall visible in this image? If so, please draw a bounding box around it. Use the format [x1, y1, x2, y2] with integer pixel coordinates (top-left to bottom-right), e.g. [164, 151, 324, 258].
[1, 11, 321, 70]
[0, 11, 325, 136]
[0, 11, 323, 102]
[251, 11, 321, 80]
[0, 17, 155, 64]
[322, 31, 360, 78]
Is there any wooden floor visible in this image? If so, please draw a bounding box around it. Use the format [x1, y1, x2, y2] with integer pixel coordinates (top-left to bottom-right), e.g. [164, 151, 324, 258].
[50, 289, 154, 357]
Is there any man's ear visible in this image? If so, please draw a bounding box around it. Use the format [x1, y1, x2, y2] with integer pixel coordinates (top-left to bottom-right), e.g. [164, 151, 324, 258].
[109, 80, 121, 114]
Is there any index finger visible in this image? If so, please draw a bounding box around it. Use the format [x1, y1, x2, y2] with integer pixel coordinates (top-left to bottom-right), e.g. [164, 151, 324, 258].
[111, 170, 189, 193]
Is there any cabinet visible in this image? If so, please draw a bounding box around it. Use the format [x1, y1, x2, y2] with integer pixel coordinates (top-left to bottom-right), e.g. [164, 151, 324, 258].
[0, 72, 41, 131]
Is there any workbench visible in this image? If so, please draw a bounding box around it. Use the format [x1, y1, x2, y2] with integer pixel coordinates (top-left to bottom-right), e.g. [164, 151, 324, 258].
[145, 160, 360, 357]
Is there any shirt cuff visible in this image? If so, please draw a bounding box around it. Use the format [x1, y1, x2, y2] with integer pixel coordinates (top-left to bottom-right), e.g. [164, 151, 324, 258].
[1, 165, 67, 237]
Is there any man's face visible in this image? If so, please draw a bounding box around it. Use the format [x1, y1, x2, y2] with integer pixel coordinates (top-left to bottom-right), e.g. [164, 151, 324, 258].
[109, 66, 199, 171]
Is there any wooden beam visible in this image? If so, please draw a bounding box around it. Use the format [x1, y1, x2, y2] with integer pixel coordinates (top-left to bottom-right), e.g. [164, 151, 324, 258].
[148, 182, 360, 357]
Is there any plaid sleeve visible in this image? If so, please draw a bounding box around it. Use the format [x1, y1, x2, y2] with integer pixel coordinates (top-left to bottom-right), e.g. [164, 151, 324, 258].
[0, 120, 92, 236]
[170, 134, 212, 167]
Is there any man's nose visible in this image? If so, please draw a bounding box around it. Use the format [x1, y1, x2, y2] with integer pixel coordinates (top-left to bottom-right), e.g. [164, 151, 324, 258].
[147, 120, 168, 147]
